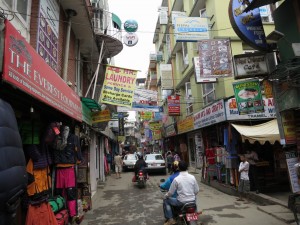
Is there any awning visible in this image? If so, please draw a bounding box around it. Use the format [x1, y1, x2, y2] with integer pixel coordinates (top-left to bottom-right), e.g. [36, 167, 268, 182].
[245, 0, 282, 12]
[81, 97, 101, 110]
[231, 119, 280, 144]
[112, 13, 122, 29]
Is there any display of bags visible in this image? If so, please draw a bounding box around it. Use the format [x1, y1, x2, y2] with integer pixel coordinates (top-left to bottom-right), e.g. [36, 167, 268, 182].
[55, 209, 69, 225]
[49, 195, 66, 213]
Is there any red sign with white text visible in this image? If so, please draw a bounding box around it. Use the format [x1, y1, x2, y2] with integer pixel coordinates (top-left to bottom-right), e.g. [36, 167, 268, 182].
[3, 21, 82, 121]
[167, 95, 180, 116]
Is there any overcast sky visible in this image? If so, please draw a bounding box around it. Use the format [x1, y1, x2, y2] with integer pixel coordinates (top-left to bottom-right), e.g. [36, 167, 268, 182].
[108, 0, 162, 78]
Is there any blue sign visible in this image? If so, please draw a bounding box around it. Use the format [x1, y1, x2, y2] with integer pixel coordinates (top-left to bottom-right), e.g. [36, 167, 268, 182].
[229, 0, 268, 51]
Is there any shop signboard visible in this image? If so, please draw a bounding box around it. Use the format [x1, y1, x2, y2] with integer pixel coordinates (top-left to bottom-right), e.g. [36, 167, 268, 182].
[153, 112, 163, 121]
[159, 7, 168, 25]
[123, 32, 139, 47]
[91, 110, 111, 124]
[174, 17, 209, 42]
[171, 11, 187, 27]
[225, 97, 276, 120]
[229, 0, 268, 51]
[167, 95, 180, 116]
[193, 57, 217, 83]
[233, 53, 277, 79]
[198, 39, 233, 79]
[232, 79, 264, 115]
[37, 0, 60, 72]
[140, 112, 154, 120]
[100, 65, 138, 107]
[263, 80, 273, 99]
[153, 130, 162, 140]
[160, 64, 173, 90]
[194, 99, 226, 129]
[149, 121, 161, 131]
[3, 21, 82, 121]
[285, 151, 300, 193]
[177, 116, 194, 134]
[281, 110, 297, 145]
[124, 20, 138, 33]
[165, 124, 176, 137]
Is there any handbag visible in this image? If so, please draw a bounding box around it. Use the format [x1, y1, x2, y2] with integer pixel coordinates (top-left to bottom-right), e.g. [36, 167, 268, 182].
[55, 209, 69, 225]
[48, 195, 65, 213]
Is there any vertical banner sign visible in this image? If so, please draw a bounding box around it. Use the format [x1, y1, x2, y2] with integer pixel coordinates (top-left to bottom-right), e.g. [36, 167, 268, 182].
[263, 80, 273, 98]
[37, 0, 60, 71]
[193, 57, 217, 83]
[281, 111, 297, 145]
[228, 0, 268, 51]
[198, 39, 233, 79]
[167, 95, 180, 116]
[160, 64, 173, 90]
[159, 7, 168, 25]
[100, 65, 138, 107]
[118, 113, 125, 136]
[285, 151, 300, 193]
[233, 79, 264, 115]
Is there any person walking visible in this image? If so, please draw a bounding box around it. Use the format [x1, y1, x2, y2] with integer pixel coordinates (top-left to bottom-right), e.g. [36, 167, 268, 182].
[245, 150, 260, 194]
[237, 154, 250, 203]
[114, 153, 123, 179]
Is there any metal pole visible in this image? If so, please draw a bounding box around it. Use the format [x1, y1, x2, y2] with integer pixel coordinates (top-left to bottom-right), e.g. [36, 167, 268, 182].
[92, 40, 105, 99]
[0, 17, 5, 73]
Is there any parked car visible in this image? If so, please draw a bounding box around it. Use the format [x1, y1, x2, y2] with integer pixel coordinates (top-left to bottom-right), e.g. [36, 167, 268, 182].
[145, 153, 166, 174]
[122, 154, 138, 171]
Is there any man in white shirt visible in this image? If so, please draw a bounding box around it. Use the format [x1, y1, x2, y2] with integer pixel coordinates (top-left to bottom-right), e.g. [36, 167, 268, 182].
[237, 154, 250, 202]
[163, 161, 199, 225]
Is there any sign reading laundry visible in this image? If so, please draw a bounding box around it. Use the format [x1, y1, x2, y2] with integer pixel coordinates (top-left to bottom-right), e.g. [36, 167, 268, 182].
[2, 21, 82, 121]
[100, 65, 138, 107]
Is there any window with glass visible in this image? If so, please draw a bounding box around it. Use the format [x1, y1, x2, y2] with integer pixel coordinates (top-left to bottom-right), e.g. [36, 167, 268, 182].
[202, 83, 215, 105]
[4, 0, 30, 26]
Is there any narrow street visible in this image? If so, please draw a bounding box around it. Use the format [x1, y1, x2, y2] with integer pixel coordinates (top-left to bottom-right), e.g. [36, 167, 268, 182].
[82, 171, 291, 225]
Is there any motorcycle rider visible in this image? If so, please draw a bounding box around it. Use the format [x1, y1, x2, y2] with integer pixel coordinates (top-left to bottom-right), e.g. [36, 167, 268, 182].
[133, 153, 147, 180]
[163, 161, 199, 225]
[160, 161, 180, 197]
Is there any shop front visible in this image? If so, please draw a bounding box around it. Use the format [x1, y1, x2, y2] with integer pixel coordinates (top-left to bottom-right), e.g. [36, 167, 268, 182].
[0, 20, 91, 224]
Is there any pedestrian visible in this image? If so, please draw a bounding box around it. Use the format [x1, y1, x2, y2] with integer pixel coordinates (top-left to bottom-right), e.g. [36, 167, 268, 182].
[245, 149, 260, 194]
[166, 151, 174, 173]
[179, 139, 188, 163]
[173, 151, 181, 162]
[114, 153, 123, 179]
[237, 154, 250, 203]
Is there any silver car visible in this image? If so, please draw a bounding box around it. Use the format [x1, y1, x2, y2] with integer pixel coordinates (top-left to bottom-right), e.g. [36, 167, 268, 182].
[145, 154, 166, 174]
[122, 154, 138, 171]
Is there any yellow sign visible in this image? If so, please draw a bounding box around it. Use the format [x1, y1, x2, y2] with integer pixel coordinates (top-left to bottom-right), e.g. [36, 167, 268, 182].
[153, 130, 162, 140]
[263, 80, 273, 98]
[281, 111, 297, 145]
[100, 65, 138, 107]
[92, 110, 111, 123]
[118, 136, 125, 142]
[177, 116, 194, 134]
[149, 121, 161, 131]
[140, 112, 153, 120]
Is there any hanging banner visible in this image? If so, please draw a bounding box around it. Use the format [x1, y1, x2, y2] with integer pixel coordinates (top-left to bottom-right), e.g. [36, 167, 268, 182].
[100, 65, 138, 107]
[193, 57, 217, 83]
[140, 112, 154, 121]
[37, 0, 60, 71]
[160, 64, 173, 90]
[225, 97, 276, 120]
[263, 80, 273, 99]
[174, 17, 209, 42]
[281, 111, 297, 145]
[165, 124, 177, 137]
[177, 117, 194, 134]
[159, 7, 168, 25]
[91, 110, 111, 123]
[118, 117, 125, 136]
[167, 95, 180, 116]
[232, 79, 264, 115]
[194, 99, 226, 129]
[229, 0, 268, 51]
[153, 130, 162, 140]
[285, 151, 300, 193]
[3, 21, 82, 121]
[198, 39, 233, 78]
[149, 121, 162, 131]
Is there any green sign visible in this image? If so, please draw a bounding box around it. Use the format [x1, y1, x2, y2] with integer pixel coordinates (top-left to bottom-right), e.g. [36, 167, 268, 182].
[82, 103, 92, 126]
[232, 79, 264, 115]
[124, 19, 138, 33]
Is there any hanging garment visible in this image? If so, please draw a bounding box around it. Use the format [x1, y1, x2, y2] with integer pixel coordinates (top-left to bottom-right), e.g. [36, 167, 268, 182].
[25, 144, 52, 169]
[205, 148, 215, 165]
[55, 167, 77, 217]
[27, 159, 51, 197]
[25, 202, 58, 225]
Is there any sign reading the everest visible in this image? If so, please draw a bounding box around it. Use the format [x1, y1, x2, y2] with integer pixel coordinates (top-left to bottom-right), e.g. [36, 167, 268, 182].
[194, 100, 226, 129]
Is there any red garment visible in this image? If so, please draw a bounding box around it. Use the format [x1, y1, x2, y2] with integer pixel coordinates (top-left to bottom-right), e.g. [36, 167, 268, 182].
[26, 202, 58, 225]
[205, 148, 215, 165]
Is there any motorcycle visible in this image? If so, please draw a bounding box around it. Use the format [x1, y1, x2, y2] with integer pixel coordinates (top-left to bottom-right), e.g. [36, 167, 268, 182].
[136, 169, 147, 188]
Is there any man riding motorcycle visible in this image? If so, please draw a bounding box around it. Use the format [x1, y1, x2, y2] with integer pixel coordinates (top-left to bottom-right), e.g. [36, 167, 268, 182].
[133, 154, 148, 181]
[163, 161, 199, 225]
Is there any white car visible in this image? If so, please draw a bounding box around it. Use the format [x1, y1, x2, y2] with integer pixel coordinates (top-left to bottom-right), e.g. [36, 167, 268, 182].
[145, 154, 166, 174]
[122, 154, 138, 171]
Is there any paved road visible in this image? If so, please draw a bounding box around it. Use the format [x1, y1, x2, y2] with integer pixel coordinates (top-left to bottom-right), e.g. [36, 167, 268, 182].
[82, 171, 289, 225]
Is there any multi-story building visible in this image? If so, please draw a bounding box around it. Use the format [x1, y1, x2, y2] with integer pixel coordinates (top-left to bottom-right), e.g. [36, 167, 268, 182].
[0, 0, 123, 221]
[150, 0, 292, 197]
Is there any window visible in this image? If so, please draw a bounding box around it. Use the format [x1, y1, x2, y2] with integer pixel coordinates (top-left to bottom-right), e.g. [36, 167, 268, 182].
[202, 83, 215, 105]
[185, 82, 193, 115]
[4, 0, 31, 26]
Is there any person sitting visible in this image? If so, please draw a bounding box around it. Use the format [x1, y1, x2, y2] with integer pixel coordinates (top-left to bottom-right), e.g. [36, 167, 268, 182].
[163, 161, 199, 225]
[160, 161, 180, 198]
